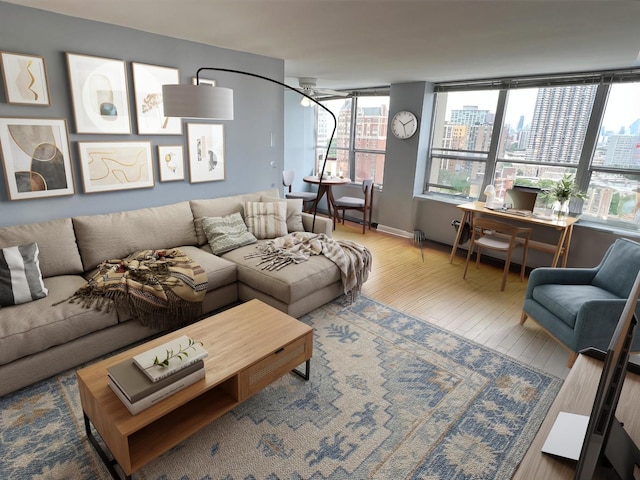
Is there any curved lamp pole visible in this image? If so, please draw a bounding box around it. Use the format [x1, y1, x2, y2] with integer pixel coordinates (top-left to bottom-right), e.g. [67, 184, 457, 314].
[162, 67, 337, 232]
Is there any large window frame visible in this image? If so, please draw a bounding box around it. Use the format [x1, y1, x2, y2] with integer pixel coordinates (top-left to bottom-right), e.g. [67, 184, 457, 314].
[315, 93, 389, 185]
[425, 68, 640, 231]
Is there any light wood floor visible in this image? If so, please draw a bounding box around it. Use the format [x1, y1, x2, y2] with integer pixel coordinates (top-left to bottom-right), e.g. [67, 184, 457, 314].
[331, 221, 572, 380]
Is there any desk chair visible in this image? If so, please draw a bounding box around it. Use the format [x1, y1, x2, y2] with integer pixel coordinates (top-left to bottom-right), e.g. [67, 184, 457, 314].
[282, 170, 316, 212]
[463, 217, 532, 291]
[333, 178, 374, 234]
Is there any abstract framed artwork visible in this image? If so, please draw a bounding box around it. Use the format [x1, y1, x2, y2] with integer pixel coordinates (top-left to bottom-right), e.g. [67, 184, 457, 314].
[157, 145, 184, 182]
[66, 53, 131, 134]
[187, 123, 225, 183]
[132, 62, 182, 135]
[77, 141, 154, 193]
[192, 77, 216, 86]
[0, 52, 51, 106]
[0, 117, 75, 200]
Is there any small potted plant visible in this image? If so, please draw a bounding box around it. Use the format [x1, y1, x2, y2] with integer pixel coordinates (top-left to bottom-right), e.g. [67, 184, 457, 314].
[544, 173, 587, 219]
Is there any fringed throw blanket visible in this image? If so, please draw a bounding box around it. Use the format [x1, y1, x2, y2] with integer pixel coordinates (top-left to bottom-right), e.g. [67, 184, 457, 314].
[65, 248, 208, 330]
[245, 232, 372, 300]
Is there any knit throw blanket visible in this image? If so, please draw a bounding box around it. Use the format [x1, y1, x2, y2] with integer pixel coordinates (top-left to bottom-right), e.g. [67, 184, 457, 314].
[245, 232, 372, 300]
[66, 248, 208, 330]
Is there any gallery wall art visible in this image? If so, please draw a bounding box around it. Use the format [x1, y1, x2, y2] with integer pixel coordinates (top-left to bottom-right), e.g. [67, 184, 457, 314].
[132, 62, 182, 135]
[0, 117, 75, 200]
[0, 52, 51, 106]
[187, 123, 225, 183]
[157, 145, 184, 182]
[66, 53, 132, 134]
[77, 141, 154, 193]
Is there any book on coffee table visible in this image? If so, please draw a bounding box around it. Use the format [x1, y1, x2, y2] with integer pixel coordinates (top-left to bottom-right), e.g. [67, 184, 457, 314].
[133, 335, 208, 382]
[107, 358, 205, 403]
[108, 366, 205, 415]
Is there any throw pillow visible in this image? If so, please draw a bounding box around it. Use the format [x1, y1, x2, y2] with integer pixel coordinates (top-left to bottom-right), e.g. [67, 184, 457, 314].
[0, 243, 48, 307]
[261, 195, 305, 232]
[243, 201, 288, 239]
[202, 213, 257, 255]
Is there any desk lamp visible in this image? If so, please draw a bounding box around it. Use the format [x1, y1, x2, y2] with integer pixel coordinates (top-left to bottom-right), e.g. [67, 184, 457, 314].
[162, 67, 336, 231]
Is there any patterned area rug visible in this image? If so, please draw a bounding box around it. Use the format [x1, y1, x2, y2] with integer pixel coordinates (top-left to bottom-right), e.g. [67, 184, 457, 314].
[0, 296, 562, 479]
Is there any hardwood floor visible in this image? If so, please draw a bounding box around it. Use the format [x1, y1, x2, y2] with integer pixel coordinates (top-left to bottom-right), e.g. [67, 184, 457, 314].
[332, 221, 572, 380]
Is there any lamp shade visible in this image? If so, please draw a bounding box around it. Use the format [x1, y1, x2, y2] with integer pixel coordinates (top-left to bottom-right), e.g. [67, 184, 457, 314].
[162, 84, 234, 119]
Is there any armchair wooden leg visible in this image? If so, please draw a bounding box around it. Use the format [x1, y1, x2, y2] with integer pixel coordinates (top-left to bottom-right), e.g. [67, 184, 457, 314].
[520, 312, 528, 325]
[567, 352, 578, 368]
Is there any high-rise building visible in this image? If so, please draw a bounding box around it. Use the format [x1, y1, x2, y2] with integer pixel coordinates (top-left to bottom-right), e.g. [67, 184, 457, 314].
[526, 85, 597, 163]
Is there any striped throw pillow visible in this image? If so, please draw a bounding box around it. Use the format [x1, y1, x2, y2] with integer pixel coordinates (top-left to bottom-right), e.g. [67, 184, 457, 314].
[244, 201, 288, 239]
[0, 243, 48, 307]
[202, 213, 257, 255]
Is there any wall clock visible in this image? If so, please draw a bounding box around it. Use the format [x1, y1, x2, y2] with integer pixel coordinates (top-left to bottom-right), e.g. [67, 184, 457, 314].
[391, 110, 418, 139]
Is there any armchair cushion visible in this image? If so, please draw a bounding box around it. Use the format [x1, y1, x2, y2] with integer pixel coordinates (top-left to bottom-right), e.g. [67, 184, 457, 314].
[532, 284, 619, 328]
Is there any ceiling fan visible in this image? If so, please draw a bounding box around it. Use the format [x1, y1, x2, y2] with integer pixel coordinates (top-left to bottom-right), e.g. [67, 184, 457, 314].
[297, 77, 350, 99]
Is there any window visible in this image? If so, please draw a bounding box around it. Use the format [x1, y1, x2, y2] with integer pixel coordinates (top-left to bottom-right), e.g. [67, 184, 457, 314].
[425, 71, 640, 231]
[315, 95, 389, 184]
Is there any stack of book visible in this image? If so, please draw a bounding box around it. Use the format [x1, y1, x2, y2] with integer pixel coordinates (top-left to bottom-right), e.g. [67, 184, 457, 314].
[107, 335, 208, 415]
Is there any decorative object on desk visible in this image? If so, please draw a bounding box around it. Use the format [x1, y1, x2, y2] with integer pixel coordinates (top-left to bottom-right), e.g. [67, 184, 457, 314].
[187, 123, 225, 183]
[0, 117, 75, 200]
[162, 66, 337, 232]
[133, 335, 208, 382]
[484, 184, 497, 207]
[0, 295, 562, 480]
[544, 173, 586, 219]
[0, 51, 51, 105]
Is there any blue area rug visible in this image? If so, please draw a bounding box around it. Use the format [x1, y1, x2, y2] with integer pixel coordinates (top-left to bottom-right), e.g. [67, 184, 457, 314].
[0, 295, 562, 479]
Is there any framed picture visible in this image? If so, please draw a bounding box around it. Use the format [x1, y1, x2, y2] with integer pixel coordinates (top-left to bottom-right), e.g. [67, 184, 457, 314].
[77, 141, 154, 193]
[132, 62, 182, 135]
[0, 52, 51, 106]
[66, 53, 131, 134]
[0, 117, 75, 200]
[187, 123, 225, 183]
[157, 145, 184, 182]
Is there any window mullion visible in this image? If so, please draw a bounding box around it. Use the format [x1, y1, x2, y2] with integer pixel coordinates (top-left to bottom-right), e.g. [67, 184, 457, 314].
[577, 83, 610, 190]
[481, 89, 508, 198]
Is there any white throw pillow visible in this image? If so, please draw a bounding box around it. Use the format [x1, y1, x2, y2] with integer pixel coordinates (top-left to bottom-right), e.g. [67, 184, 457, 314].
[261, 195, 305, 232]
[243, 201, 288, 239]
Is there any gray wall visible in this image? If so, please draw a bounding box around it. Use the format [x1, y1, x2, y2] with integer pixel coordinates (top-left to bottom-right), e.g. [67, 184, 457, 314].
[0, 2, 288, 227]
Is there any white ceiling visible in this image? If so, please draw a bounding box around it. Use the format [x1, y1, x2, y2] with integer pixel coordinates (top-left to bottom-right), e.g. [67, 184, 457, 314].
[6, 0, 640, 90]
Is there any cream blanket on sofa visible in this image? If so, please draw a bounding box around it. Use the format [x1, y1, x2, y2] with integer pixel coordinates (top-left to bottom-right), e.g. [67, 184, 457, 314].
[245, 232, 372, 300]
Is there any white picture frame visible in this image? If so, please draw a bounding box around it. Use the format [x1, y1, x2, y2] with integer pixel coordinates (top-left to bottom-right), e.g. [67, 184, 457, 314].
[187, 123, 225, 183]
[0, 52, 51, 106]
[157, 145, 185, 182]
[66, 53, 132, 134]
[78, 141, 154, 193]
[132, 62, 182, 135]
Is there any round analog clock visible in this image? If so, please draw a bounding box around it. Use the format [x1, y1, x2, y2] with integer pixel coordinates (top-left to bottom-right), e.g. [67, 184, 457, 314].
[391, 110, 418, 139]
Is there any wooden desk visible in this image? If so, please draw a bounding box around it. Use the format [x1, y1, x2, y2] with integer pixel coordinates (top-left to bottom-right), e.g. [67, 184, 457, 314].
[450, 201, 579, 267]
[513, 354, 640, 479]
[303, 175, 351, 218]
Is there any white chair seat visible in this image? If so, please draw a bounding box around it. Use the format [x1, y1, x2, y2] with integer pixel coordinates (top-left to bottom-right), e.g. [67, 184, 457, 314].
[334, 196, 364, 208]
[475, 234, 525, 251]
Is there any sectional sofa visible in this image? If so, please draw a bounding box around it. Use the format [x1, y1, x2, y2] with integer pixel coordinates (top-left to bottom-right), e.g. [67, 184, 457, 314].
[0, 188, 346, 397]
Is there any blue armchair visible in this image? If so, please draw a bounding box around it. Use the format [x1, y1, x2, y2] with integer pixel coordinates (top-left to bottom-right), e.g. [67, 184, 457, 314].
[521, 237, 640, 367]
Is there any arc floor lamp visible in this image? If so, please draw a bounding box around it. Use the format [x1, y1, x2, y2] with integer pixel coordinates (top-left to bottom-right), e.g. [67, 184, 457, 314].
[162, 67, 337, 231]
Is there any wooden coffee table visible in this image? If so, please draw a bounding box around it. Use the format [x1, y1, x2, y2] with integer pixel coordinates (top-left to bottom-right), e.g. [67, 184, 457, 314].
[77, 299, 313, 479]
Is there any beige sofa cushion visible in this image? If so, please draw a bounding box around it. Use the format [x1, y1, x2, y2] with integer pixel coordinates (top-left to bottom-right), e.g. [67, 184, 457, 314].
[0, 275, 119, 366]
[222, 241, 341, 304]
[261, 195, 305, 232]
[190, 188, 279, 245]
[178, 246, 237, 291]
[0, 218, 83, 277]
[73, 202, 197, 270]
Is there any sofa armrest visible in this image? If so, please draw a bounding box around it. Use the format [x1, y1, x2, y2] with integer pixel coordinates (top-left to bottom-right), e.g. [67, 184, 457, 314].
[573, 299, 630, 351]
[301, 213, 332, 236]
[525, 267, 599, 299]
